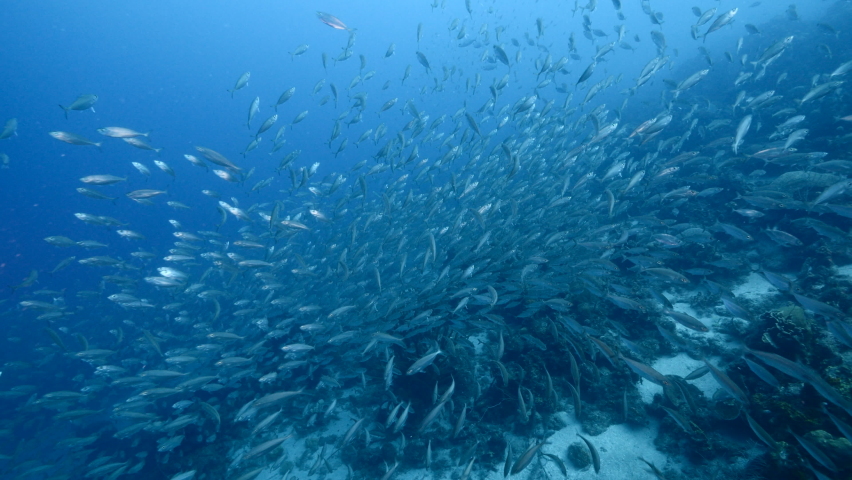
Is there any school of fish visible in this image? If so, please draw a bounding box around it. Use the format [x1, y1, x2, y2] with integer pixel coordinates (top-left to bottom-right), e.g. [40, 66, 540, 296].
[3, 1, 852, 480]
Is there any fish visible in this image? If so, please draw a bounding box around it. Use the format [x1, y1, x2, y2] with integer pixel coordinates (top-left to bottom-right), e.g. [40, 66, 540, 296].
[721, 297, 751, 321]
[170, 471, 197, 480]
[663, 309, 709, 332]
[80, 175, 126, 185]
[384, 355, 394, 390]
[379, 462, 399, 480]
[418, 401, 446, 434]
[673, 69, 709, 97]
[822, 405, 852, 442]
[703, 8, 738, 42]
[416, 51, 431, 72]
[59, 94, 98, 118]
[621, 354, 669, 386]
[129, 162, 150, 177]
[228, 71, 250, 97]
[510, 440, 547, 475]
[791, 293, 844, 319]
[789, 430, 838, 472]
[273, 88, 295, 110]
[253, 390, 304, 409]
[763, 228, 802, 247]
[704, 359, 749, 404]
[241, 435, 292, 461]
[393, 401, 410, 434]
[123, 137, 161, 153]
[745, 413, 778, 450]
[97, 127, 148, 138]
[493, 45, 510, 66]
[316, 12, 350, 31]
[830, 59, 852, 77]
[10, 269, 38, 292]
[696, 8, 717, 27]
[195, 146, 241, 172]
[732, 114, 752, 154]
[289, 44, 309, 60]
[255, 114, 277, 139]
[406, 349, 442, 375]
[77, 188, 116, 201]
[744, 357, 780, 389]
[154, 160, 175, 177]
[0, 118, 18, 140]
[379, 98, 398, 114]
[576, 434, 601, 473]
[247, 97, 260, 128]
[453, 403, 467, 438]
[183, 154, 206, 169]
[752, 36, 794, 67]
[291, 110, 309, 127]
[577, 61, 596, 85]
[812, 179, 852, 207]
[49, 131, 102, 148]
[800, 81, 844, 104]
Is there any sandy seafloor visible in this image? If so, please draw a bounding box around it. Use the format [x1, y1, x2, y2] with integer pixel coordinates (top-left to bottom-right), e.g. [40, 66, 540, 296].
[230, 268, 821, 480]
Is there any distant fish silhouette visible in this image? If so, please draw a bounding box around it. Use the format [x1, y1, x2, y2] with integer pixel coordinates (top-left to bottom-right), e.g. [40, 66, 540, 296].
[316, 11, 350, 31]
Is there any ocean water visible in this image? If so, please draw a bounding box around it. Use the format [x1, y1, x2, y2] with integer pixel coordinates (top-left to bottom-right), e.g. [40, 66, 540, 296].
[1, 1, 852, 479]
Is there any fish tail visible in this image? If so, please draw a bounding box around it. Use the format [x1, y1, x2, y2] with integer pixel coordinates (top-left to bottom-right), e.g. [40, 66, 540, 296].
[59, 105, 68, 119]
